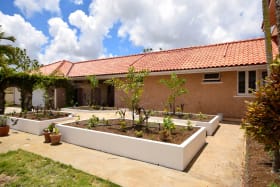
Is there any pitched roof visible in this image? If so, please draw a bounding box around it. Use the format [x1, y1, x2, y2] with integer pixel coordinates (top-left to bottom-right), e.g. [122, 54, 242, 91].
[40, 60, 73, 76]
[67, 54, 144, 77]
[40, 38, 278, 77]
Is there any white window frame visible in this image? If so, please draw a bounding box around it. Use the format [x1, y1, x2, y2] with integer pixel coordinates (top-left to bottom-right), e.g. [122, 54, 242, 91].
[203, 73, 221, 82]
[237, 70, 257, 96]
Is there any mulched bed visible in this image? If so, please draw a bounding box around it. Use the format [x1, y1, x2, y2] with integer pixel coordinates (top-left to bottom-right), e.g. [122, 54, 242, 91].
[244, 136, 280, 187]
[66, 119, 199, 145]
[151, 111, 213, 122]
[6, 111, 70, 121]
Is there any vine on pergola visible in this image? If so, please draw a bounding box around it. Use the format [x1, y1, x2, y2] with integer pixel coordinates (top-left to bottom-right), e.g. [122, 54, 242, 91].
[0, 27, 72, 114]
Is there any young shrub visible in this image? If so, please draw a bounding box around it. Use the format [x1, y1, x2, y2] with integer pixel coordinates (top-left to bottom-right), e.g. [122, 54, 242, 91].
[106, 67, 149, 125]
[87, 115, 99, 129]
[186, 120, 193, 131]
[159, 73, 188, 114]
[52, 127, 60, 134]
[134, 130, 143, 138]
[242, 57, 280, 173]
[48, 123, 55, 132]
[116, 109, 126, 120]
[197, 112, 206, 121]
[119, 120, 126, 132]
[163, 116, 175, 134]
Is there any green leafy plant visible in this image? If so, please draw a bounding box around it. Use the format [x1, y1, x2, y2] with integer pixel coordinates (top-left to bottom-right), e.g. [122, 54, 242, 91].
[163, 116, 175, 134]
[0, 115, 7, 127]
[44, 123, 55, 133]
[105, 119, 109, 125]
[119, 120, 126, 132]
[51, 127, 60, 134]
[242, 57, 280, 173]
[134, 130, 143, 138]
[116, 109, 126, 120]
[186, 120, 193, 131]
[87, 115, 99, 128]
[160, 73, 188, 114]
[198, 112, 206, 121]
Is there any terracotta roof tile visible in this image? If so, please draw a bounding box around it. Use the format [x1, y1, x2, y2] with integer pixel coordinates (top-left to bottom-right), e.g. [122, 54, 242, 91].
[40, 38, 278, 77]
[133, 38, 278, 72]
[40, 60, 72, 76]
[67, 54, 144, 77]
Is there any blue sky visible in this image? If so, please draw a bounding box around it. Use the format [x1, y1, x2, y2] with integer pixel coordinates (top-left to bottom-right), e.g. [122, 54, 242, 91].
[0, 0, 263, 64]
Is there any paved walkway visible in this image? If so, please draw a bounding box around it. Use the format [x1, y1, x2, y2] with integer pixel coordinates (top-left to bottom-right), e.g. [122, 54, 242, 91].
[1, 108, 245, 187]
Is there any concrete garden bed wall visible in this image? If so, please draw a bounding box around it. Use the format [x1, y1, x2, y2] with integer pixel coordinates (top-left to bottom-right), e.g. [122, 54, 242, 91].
[57, 123, 206, 171]
[195, 115, 220, 136]
[7, 115, 74, 135]
[61, 107, 118, 113]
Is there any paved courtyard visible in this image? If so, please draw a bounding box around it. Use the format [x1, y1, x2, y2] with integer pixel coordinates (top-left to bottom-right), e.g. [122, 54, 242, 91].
[1, 108, 245, 187]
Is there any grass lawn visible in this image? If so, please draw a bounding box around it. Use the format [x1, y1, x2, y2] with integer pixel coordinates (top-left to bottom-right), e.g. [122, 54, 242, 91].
[0, 149, 120, 187]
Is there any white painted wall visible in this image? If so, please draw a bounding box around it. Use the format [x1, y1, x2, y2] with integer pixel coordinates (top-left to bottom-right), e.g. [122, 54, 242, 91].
[32, 89, 45, 107]
[7, 115, 74, 135]
[57, 124, 206, 170]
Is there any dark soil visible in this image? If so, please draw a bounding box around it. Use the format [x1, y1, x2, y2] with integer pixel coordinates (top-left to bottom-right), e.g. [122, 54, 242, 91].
[66, 119, 199, 145]
[151, 111, 213, 122]
[6, 111, 70, 121]
[244, 136, 280, 187]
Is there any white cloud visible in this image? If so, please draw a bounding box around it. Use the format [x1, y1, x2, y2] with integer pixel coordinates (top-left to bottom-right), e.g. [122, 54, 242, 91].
[111, 0, 263, 49]
[38, 0, 263, 64]
[14, 0, 60, 17]
[0, 11, 48, 60]
[72, 0, 83, 5]
[3, 1, 263, 65]
[38, 7, 115, 64]
[37, 0, 122, 64]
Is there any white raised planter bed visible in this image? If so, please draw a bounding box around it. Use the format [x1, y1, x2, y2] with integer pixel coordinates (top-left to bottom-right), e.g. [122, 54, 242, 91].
[57, 123, 206, 171]
[195, 115, 220, 136]
[7, 114, 74, 135]
[61, 107, 118, 113]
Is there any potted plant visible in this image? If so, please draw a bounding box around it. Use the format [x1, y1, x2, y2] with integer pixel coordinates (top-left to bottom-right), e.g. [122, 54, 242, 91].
[42, 123, 55, 143]
[0, 116, 9, 137]
[49, 126, 61, 145]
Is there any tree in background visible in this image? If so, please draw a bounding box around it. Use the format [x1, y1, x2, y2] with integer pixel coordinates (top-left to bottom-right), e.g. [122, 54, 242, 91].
[0, 26, 16, 113]
[106, 67, 148, 125]
[262, 0, 273, 74]
[242, 57, 280, 173]
[0, 25, 16, 71]
[14, 48, 39, 73]
[159, 73, 188, 114]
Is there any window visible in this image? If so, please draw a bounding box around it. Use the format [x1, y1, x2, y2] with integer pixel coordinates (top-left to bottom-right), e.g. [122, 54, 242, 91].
[238, 71, 245, 94]
[203, 73, 220, 82]
[261, 71, 268, 86]
[248, 71, 256, 93]
[237, 71, 256, 95]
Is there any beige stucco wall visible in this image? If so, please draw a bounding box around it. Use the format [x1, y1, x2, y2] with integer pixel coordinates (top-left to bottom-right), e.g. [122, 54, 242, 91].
[115, 71, 254, 119]
[5, 87, 14, 105]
